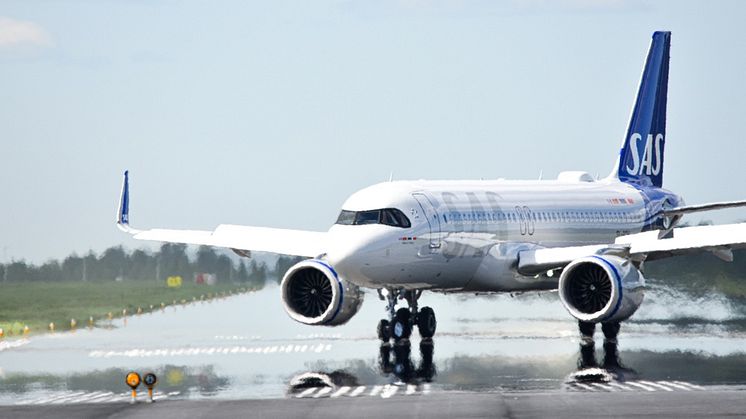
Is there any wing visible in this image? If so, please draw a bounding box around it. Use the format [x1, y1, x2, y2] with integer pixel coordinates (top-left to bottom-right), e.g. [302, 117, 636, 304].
[518, 222, 746, 275]
[116, 171, 327, 257]
[663, 200, 746, 217]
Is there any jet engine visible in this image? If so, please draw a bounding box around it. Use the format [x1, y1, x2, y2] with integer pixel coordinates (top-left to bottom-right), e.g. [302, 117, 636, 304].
[280, 259, 364, 326]
[558, 255, 645, 323]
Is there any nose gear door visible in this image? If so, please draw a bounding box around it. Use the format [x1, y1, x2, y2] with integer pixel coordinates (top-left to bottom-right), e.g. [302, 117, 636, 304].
[412, 193, 441, 249]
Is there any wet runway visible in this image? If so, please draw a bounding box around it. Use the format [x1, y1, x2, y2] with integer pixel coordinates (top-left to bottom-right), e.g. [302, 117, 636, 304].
[0, 282, 745, 412]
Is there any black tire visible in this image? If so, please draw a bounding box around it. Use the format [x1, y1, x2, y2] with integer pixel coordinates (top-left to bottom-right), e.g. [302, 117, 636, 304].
[377, 319, 391, 341]
[392, 308, 412, 341]
[417, 306, 437, 338]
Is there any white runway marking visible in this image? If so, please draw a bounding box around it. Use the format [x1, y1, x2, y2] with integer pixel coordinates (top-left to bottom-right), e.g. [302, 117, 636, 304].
[88, 343, 332, 358]
[639, 380, 674, 392]
[608, 382, 634, 391]
[590, 383, 614, 391]
[79, 392, 115, 403]
[406, 385, 417, 395]
[658, 381, 693, 391]
[673, 381, 705, 390]
[349, 386, 366, 397]
[380, 385, 399, 399]
[0, 339, 30, 352]
[313, 387, 332, 398]
[296, 388, 317, 398]
[330, 386, 351, 398]
[369, 385, 383, 397]
[14, 390, 178, 406]
[32, 391, 87, 405]
[570, 379, 705, 393]
[625, 382, 657, 392]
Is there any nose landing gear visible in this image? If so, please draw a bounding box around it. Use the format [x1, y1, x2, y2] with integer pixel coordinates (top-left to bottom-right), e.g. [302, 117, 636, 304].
[377, 289, 436, 342]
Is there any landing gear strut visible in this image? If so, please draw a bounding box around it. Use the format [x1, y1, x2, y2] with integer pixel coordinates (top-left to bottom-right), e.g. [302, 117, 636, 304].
[577, 320, 621, 344]
[377, 289, 436, 342]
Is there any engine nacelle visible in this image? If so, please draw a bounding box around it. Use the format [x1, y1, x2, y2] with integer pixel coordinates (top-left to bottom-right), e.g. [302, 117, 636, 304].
[281, 259, 364, 326]
[558, 255, 645, 323]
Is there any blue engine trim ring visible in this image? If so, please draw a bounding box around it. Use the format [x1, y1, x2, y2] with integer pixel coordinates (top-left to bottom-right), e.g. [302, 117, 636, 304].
[314, 260, 344, 325]
[591, 256, 623, 322]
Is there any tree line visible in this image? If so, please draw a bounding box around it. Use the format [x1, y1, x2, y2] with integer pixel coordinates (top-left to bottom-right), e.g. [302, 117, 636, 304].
[0, 244, 305, 287]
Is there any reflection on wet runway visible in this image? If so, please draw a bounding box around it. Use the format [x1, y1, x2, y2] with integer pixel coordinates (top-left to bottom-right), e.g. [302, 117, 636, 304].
[0, 285, 745, 405]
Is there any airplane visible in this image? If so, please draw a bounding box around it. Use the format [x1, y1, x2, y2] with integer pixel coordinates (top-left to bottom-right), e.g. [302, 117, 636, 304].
[117, 31, 746, 345]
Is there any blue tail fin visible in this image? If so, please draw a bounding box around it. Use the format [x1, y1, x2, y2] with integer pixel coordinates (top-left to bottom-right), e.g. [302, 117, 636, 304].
[615, 31, 671, 188]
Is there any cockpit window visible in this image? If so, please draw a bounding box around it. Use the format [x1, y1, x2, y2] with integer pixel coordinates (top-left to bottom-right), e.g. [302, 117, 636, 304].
[336, 210, 356, 225]
[335, 208, 411, 228]
[355, 210, 380, 225]
[381, 209, 411, 228]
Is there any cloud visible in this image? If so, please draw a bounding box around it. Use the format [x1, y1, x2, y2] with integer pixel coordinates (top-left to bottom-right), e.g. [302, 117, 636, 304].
[0, 17, 52, 48]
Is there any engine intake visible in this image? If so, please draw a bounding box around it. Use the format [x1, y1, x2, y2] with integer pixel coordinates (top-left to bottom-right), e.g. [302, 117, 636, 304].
[281, 259, 364, 326]
[558, 255, 645, 323]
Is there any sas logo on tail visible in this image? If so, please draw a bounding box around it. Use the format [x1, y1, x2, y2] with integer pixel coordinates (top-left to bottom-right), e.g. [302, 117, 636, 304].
[626, 133, 663, 176]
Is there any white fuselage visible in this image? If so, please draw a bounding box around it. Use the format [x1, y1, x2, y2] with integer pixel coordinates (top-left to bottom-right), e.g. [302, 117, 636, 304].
[325, 176, 663, 293]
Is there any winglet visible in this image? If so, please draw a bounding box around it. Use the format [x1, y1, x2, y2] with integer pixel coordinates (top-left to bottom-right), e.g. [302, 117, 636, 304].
[116, 170, 140, 233]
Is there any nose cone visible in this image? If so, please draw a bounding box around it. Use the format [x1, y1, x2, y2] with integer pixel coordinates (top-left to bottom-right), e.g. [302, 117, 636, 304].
[325, 224, 391, 283]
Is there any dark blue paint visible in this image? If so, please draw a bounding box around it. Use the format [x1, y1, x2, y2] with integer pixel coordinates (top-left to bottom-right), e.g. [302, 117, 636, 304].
[120, 170, 130, 225]
[314, 260, 344, 325]
[618, 31, 670, 188]
[591, 255, 623, 322]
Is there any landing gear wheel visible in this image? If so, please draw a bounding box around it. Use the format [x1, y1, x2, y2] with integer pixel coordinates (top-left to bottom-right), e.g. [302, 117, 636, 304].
[377, 319, 391, 341]
[416, 306, 437, 338]
[392, 308, 412, 341]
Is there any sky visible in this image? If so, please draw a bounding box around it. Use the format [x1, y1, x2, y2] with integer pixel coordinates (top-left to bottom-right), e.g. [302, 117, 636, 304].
[1, 0, 746, 263]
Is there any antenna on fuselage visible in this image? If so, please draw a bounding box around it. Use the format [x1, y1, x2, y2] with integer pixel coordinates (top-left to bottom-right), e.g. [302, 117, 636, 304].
[388, 171, 394, 182]
[538, 170, 543, 180]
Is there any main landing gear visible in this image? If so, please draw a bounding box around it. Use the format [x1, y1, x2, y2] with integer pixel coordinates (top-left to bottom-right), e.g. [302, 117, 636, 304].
[578, 320, 621, 347]
[377, 289, 436, 343]
[577, 320, 627, 371]
[571, 319, 635, 382]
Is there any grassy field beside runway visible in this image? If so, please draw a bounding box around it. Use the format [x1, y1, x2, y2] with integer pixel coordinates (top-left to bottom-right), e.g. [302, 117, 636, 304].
[0, 281, 256, 337]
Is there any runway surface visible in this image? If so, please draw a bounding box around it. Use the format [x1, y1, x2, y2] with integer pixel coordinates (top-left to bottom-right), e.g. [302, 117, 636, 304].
[0, 281, 745, 417]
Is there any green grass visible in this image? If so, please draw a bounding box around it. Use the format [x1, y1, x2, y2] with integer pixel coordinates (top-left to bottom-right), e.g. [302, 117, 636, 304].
[0, 281, 256, 336]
